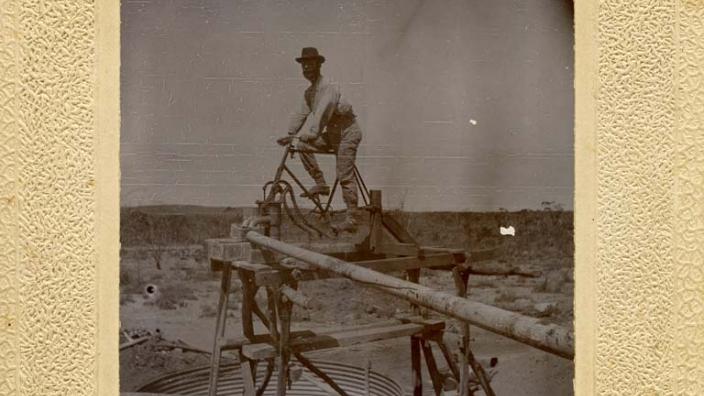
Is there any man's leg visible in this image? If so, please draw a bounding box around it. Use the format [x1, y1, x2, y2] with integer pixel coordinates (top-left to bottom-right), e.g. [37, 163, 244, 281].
[332, 124, 362, 233]
[296, 139, 330, 196]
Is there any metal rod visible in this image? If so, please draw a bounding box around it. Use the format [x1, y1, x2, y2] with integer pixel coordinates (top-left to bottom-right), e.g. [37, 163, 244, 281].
[322, 178, 339, 215]
[246, 231, 574, 359]
[283, 166, 327, 213]
[353, 165, 370, 206]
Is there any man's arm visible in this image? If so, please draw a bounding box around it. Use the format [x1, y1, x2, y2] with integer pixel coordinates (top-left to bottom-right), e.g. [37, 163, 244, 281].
[298, 84, 340, 141]
[287, 95, 310, 136]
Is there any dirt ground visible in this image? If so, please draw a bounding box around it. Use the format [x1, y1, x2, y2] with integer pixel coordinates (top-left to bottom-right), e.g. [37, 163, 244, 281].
[120, 207, 574, 395]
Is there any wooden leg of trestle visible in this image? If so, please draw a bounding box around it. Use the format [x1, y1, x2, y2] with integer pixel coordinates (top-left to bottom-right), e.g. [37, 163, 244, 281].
[452, 268, 471, 396]
[411, 336, 423, 396]
[274, 289, 292, 396]
[421, 339, 444, 395]
[468, 349, 496, 396]
[208, 263, 232, 396]
[240, 352, 258, 396]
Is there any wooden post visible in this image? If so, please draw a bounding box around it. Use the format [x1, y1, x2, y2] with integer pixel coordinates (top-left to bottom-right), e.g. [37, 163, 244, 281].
[408, 264, 422, 395]
[240, 352, 258, 396]
[368, 190, 383, 251]
[208, 262, 232, 396]
[452, 267, 471, 396]
[421, 339, 444, 395]
[411, 335, 423, 396]
[467, 349, 495, 396]
[239, 269, 256, 340]
[275, 289, 292, 396]
[453, 267, 496, 396]
[436, 337, 460, 382]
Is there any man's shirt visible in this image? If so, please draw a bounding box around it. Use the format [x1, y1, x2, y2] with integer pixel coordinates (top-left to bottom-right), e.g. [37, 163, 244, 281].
[287, 76, 354, 141]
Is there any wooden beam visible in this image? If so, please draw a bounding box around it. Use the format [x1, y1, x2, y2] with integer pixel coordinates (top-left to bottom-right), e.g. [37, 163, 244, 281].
[242, 320, 444, 360]
[247, 231, 575, 359]
[381, 214, 417, 244]
[466, 261, 542, 278]
[377, 243, 419, 257]
[357, 254, 455, 272]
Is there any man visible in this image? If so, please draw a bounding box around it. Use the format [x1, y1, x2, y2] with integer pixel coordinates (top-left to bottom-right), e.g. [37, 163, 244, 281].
[277, 47, 363, 234]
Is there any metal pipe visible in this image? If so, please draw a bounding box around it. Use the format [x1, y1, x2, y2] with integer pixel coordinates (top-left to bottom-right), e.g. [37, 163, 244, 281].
[246, 231, 574, 359]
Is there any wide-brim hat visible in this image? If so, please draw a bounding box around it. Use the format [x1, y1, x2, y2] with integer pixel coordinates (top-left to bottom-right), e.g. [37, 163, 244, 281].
[295, 47, 325, 63]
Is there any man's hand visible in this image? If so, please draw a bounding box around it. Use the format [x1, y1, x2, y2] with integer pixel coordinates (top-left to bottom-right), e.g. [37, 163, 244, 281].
[299, 125, 319, 143]
[277, 136, 294, 146]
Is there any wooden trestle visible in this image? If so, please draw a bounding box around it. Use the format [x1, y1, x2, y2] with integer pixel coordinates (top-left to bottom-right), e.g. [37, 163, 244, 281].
[205, 190, 509, 396]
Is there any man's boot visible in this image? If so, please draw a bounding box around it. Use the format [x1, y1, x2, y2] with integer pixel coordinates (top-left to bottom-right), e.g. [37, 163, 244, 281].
[332, 208, 358, 234]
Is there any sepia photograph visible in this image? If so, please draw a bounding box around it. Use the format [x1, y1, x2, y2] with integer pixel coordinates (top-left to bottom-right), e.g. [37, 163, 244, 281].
[119, 1, 575, 395]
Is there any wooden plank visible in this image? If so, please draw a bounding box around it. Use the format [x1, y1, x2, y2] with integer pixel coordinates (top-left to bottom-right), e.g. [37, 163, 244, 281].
[206, 238, 252, 262]
[422, 246, 467, 255]
[220, 330, 317, 351]
[467, 248, 497, 262]
[381, 214, 417, 244]
[466, 261, 541, 278]
[377, 243, 419, 257]
[357, 254, 454, 272]
[242, 321, 444, 360]
[233, 261, 272, 272]
[224, 317, 442, 349]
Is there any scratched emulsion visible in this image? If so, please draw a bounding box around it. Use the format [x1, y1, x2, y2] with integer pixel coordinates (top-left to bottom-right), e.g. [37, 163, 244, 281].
[120, 0, 575, 211]
[15, 0, 97, 395]
[0, 0, 19, 394]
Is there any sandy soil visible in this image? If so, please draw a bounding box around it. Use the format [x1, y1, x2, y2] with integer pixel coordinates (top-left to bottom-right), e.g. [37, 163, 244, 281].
[119, 243, 574, 395]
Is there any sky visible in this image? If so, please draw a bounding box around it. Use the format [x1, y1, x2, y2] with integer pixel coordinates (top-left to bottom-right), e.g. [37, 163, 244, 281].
[121, 0, 574, 211]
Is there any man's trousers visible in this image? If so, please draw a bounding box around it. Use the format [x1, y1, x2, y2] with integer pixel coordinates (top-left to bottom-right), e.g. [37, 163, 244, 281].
[295, 121, 363, 210]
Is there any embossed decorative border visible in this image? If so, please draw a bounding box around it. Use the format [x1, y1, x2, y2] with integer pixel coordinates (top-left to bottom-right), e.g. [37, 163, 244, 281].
[0, 1, 702, 395]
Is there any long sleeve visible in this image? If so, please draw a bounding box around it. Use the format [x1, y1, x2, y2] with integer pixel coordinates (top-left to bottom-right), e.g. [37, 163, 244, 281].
[299, 83, 340, 141]
[287, 95, 310, 136]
